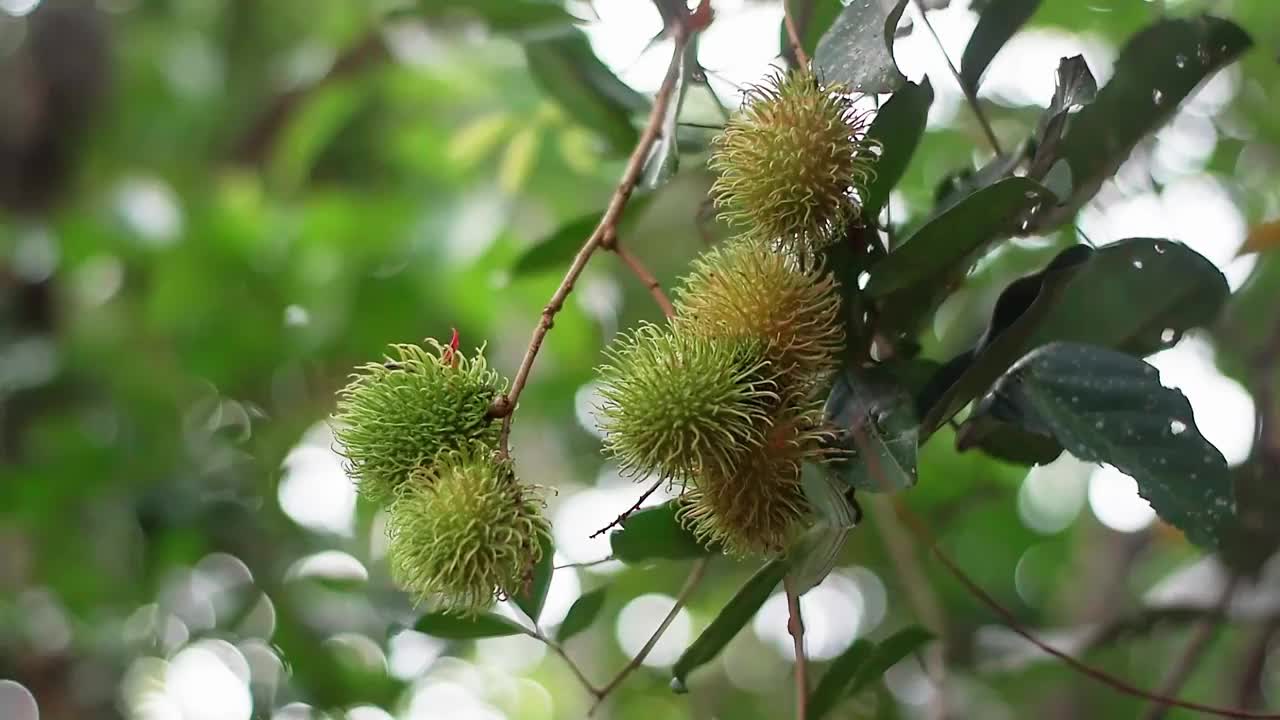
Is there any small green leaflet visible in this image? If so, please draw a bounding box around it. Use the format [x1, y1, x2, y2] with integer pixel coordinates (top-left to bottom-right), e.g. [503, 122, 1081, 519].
[555, 588, 608, 643]
[414, 611, 525, 639]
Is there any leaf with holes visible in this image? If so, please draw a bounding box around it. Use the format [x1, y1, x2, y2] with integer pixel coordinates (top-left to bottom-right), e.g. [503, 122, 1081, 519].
[1026, 238, 1228, 356]
[974, 342, 1234, 549]
[960, 0, 1043, 92]
[525, 30, 648, 154]
[814, 0, 910, 94]
[555, 588, 608, 643]
[512, 534, 554, 621]
[670, 559, 790, 692]
[1030, 15, 1251, 230]
[1026, 55, 1098, 182]
[610, 501, 714, 563]
[862, 79, 933, 221]
[415, 611, 525, 639]
[824, 368, 918, 492]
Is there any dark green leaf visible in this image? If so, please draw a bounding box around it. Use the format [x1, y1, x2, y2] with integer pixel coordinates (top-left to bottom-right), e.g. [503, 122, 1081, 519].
[512, 534, 554, 621]
[1031, 15, 1251, 230]
[610, 501, 714, 563]
[809, 639, 875, 720]
[975, 342, 1234, 549]
[824, 368, 918, 492]
[1027, 238, 1229, 356]
[960, 0, 1043, 92]
[918, 244, 1093, 434]
[1026, 56, 1098, 180]
[790, 467, 858, 594]
[512, 195, 655, 276]
[555, 588, 608, 643]
[867, 177, 1055, 298]
[671, 559, 790, 691]
[414, 611, 525, 639]
[849, 626, 934, 695]
[780, 0, 844, 59]
[525, 30, 647, 154]
[954, 414, 1063, 466]
[814, 0, 909, 94]
[862, 80, 934, 221]
[422, 0, 576, 34]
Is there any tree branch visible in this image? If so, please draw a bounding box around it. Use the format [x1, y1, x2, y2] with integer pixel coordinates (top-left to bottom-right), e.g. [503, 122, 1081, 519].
[590, 477, 666, 539]
[488, 26, 692, 452]
[783, 0, 811, 68]
[604, 232, 676, 318]
[910, 0, 1003, 155]
[1140, 574, 1240, 720]
[591, 558, 710, 715]
[784, 575, 809, 720]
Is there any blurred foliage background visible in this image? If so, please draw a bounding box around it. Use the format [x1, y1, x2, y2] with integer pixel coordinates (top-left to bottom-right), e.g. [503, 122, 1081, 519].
[2, 0, 1280, 718]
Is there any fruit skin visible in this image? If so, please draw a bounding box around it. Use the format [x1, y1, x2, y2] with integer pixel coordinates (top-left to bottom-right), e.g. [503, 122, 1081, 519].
[595, 323, 780, 483]
[386, 445, 549, 616]
[675, 239, 843, 390]
[332, 340, 506, 504]
[677, 402, 831, 556]
[709, 68, 876, 253]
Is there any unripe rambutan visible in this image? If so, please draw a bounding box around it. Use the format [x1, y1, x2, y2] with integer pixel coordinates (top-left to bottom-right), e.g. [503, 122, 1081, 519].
[675, 240, 843, 388]
[677, 402, 831, 556]
[710, 69, 876, 253]
[386, 445, 549, 615]
[332, 340, 506, 503]
[595, 323, 780, 481]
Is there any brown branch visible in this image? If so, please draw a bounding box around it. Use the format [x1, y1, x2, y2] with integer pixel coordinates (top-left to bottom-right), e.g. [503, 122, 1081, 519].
[889, 502, 1280, 719]
[589, 477, 666, 539]
[1235, 615, 1280, 709]
[604, 233, 676, 318]
[783, 0, 811, 68]
[784, 575, 809, 720]
[488, 26, 692, 452]
[233, 32, 387, 165]
[909, 0, 1003, 155]
[591, 558, 710, 715]
[1141, 575, 1240, 720]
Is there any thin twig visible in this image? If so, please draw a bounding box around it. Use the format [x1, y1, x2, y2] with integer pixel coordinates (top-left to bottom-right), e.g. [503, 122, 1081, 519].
[554, 556, 616, 571]
[488, 28, 692, 451]
[1141, 574, 1240, 720]
[784, 575, 809, 720]
[783, 0, 811, 68]
[1234, 615, 1280, 709]
[606, 235, 676, 317]
[591, 558, 710, 715]
[590, 477, 666, 539]
[910, 0, 1003, 155]
[890, 502, 1280, 719]
[518, 625, 601, 695]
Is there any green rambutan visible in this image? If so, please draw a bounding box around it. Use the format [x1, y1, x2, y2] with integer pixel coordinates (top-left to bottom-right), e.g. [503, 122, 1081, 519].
[332, 340, 506, 503]
[676, 402, 832, 556]
[709, 69, 876, 253]
[675, 240, 843, 388]
[386, 445, 549, 615]
[595, 323, 780, 482]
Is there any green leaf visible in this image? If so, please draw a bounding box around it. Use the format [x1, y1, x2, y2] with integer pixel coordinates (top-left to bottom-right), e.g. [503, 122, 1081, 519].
[848, 626, 934, 695]
[808, 639, 875, 720]
[918, 244, 1094, 435]
[642, 39, 696, 189]
[610, 501, 714, 563]
[1031, 15, 1251, 230]
[814, 0, 909, 94]
[422, 0, 576, 34]
[790, 466, 859, 595]
[1026, 238, 1229, 356]
[867, 177, 1055, 298]
[512, 534, 554, 621]
[862, 80, 933, 221]
[512, 195, 655, 276]
[954, 415, 1063, 466]
[824, 367, 919, 493]
[960, 0, 1043, 92]
[671, 559, 790, 691]
[1025, 56, 1097, 181]
[975, 342, 1234, 549]
[779, 0, 844, 58]
[414, 611, 525, 639]
[525, 30, 647, 154]
[555, 588, 608, 643]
